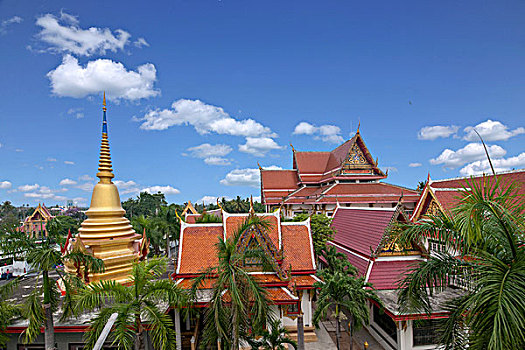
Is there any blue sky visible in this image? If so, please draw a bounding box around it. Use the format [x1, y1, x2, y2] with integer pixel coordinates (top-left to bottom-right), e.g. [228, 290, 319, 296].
[0, 0, 524, 206]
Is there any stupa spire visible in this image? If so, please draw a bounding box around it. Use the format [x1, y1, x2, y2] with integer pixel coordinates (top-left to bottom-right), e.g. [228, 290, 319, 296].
[97, 92, 114, 183]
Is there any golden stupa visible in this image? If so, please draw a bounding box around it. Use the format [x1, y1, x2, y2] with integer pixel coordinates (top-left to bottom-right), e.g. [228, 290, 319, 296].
[65, 94, 146, 283]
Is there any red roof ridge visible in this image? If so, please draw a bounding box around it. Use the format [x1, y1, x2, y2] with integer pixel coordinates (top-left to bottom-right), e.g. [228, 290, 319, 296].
[379, 182, 419, 193]
[430, 168, 525, 184]
[335, 206, 398, 212]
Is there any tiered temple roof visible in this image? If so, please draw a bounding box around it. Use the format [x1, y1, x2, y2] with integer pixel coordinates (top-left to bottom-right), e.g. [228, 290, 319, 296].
[173, 209, 319, 305]
[412, 168, 525, 221]
[260, 129, 419, 210]
[19, 203, 54, 238]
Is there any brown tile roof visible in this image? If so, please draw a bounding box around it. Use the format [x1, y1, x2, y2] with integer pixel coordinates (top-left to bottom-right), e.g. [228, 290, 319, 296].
[177, 225, 223, 275]
[327, 241, 371, 275]
[225, 214, 280, 248]
[281, 223, 315, 272]
[266, 287, 299, 303]
[430, 169, 525, 189]
[261, 170, 299, 190]
[294, 152, 332, 174]
[290, 274, 319, 289]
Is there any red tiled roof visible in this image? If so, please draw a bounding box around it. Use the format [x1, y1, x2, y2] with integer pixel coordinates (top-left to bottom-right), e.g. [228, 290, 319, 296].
[266, 288, 299, 304]
[224, 214, 280, 247]
[433, 190, 462, 212]
[326, 183, 418, 197]
[261, 170, 299, 190]
[331, 207, 395, 256]
[281, 223, 315, 272]
[430, 169, 525, 189]
[294, 152, 331, 174]
[327, 242, 370, 276]
[367, 260, 419, 290]
[290, 275, 318, 289]
[177, 225, 223, 275]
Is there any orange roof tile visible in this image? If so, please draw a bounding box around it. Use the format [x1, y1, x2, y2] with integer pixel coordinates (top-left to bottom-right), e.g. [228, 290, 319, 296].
[281, 224, 315, 272]
[261, 170, 299, 190]
[177, 225, 223, 275]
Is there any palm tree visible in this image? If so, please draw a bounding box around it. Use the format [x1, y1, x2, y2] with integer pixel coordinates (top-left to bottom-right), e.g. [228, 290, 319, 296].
[0, 224, 104, 350]
[313, 266, 379, 350]
[76, 257, 188, 350]
[246, 318, 297, 350]
[0, 280, 20, 347]
[193, 216, 273, 350]
[393, 177, 525, 350]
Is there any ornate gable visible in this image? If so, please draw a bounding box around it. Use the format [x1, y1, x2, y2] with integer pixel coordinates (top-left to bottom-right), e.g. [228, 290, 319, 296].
[376, 207, 421, 257]
[236, 223, 287, 280]
[338, 133, 385, 177]
[412, 184, 444, 221]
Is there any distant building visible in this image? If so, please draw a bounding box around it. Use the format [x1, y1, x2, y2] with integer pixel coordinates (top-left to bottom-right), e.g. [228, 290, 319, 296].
[260, 128, 419, 217]
[18, 203, 54, 238]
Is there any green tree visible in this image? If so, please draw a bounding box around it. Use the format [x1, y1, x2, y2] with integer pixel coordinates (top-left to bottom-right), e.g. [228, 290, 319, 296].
[315, 245, 380, 350]
[393, 178, 525, 350]
[122, 191, 167, 219]
[0, 280, 20, 347]
[0, 228, 104, 349]
[292, 214, 335, 256]
[46, 215, 80, 237]
[247, 319, 297, 350]
[193, 216, 273, 350]
[132, 215, 164, 256]
[76, 257, 188, 350]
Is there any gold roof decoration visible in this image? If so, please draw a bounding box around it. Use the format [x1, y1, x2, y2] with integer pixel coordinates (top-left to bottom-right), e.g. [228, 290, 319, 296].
[65, 95, 147, 284]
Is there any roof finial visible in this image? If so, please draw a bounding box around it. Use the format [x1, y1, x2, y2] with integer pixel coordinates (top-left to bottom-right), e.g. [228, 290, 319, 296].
[249, 195, 255, 216]
[97, 93, 114, 182]
[357, 119, 360, 134]
[289, 143, 296, 152]
[257, 162, 262, 171]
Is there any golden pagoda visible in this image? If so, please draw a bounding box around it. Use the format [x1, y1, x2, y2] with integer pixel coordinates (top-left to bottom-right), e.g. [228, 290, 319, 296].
[65, 94, 146, 283]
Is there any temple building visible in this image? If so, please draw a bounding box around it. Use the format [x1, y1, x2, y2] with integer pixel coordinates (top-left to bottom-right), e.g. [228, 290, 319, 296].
[18, 203, 54, 238]
[260, 128, 419, 217]
[172, 205, 319, 346]
[412, 168, 525, 221]
[329, 205, 462, 350]
[63, 94, 147, 283]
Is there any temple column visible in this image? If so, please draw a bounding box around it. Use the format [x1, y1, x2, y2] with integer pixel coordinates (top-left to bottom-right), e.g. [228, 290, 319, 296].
[174, 309, 182, 350]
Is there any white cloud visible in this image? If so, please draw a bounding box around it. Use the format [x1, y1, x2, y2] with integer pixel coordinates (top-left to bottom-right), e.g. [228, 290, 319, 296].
[47, 54, 159, 101]
[134, 37, 149, 48]
[79, 174, 93, 181]
[76, 182, 94, 192]
[430, 143, 506, 168]
[418, 125, 459, 140]
[114, 180, 140, 195]
[238, 137, 284, 156]
[64, 160, 75, 165]
[463, 119, 525, 142]
[0, 16, 23, 35]
[186, 143, 233, 165]
[35, 12, 130, 56]
[460, 152, 525, 176]
[293, 122, 344, 144]
[19, 184, 39, 192]
[0, 181, 12, 189]
[22, 185, 66, 202]
[197, 195, 231, 205]
[384, 166, 398, 173]
[15, 148, 23, 152]
[67, 107, 84, 119]
[140, 99, 275, 136]
[47, 157, 57, 162]
[409, 162, 422, 168]
[142, 185, 180, 195]
[59, 178, 77, 186]
[204, 157, 232, 166]
[220, 168, 261, 187]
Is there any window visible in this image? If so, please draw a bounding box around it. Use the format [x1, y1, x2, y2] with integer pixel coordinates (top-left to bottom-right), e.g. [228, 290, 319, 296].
[373, 305, 397, 343]
[429, 239, 446, 253]
[413, 319, 440, 346]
